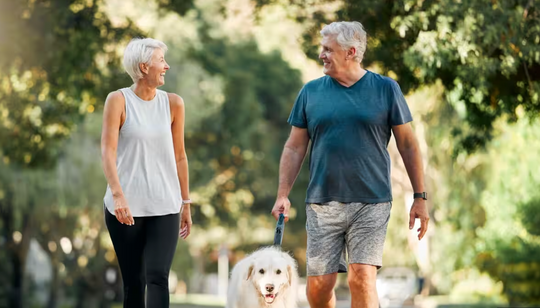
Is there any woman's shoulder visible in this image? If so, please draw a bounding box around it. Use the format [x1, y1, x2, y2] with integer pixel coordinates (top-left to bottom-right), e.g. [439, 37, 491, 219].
[107, 89, 126, 98]
[104, 90, 126, 107]
[162, 91, 184, 107]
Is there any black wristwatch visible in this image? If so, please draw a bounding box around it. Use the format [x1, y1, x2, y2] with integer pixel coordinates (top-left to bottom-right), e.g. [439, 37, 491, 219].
[413, 192, 427, 200]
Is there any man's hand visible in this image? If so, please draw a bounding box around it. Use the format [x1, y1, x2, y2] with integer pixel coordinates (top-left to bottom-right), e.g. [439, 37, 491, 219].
[409, 199, 429, 240]
[271, 197, 291, 222]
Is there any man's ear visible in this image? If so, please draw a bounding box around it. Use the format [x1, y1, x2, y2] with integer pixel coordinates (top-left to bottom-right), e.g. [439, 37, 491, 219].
[246, 263, 255, 281]
[347, 47, 357, 60]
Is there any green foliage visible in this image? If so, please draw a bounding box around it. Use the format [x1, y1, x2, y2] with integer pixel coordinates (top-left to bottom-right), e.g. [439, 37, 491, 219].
[186, 24, 304, 227]
[4, 0, 539, 304]
[0, 0, 144, 306]
[155, 0, 195, 15]
[471, 118, 540, 304]
[518, 197, 540, 236]
[477, 238, 540, 305]
[256, 0, 540, 153]
[0, 0, 138, 168]
[0, 112, 117, 307]
[149, 7, 310, 275]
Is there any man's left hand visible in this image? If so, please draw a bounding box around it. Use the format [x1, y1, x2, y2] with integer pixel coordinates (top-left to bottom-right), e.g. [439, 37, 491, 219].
[409, 199, 429, 240]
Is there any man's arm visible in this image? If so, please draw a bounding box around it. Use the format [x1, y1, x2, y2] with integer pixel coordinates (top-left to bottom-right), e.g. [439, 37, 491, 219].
[392, 123, 430, 240]
[271, 126, 310, 221]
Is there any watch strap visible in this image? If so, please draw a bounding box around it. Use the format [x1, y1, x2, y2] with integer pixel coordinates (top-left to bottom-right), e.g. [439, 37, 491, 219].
[413, 192, 427, 200]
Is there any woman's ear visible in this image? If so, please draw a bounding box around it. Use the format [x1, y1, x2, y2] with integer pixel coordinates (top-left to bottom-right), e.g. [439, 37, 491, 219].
[139, 62, 148, 75]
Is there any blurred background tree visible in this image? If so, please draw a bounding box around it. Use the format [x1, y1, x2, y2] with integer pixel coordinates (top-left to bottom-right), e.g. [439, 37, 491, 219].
[0, 0, 138, 307]
[252, 0, 540, 304]
[0, 0, 539, 307]
[256, 0, 540, 154]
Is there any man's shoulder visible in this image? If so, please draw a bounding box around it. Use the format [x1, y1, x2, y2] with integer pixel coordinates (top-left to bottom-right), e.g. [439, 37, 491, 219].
[303, 75, 330, 90]
[369, 71, 400, 89]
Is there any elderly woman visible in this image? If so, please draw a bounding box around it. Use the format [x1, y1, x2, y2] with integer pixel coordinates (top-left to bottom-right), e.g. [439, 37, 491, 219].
[101, 38, 192, 307]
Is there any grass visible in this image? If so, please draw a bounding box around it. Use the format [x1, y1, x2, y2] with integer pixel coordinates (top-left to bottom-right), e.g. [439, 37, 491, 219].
[111, 294, 226, 308]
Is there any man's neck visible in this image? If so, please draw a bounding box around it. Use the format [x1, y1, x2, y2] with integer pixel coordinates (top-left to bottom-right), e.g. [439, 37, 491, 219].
[332, 66, 367, 88]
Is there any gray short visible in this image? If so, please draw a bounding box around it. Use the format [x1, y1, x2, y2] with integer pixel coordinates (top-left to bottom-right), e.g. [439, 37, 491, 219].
[305, 201, 392, 276]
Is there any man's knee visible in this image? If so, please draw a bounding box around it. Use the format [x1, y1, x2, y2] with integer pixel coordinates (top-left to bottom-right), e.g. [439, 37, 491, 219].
[307, 274, 337, 302]
[347, 264, 377, 291]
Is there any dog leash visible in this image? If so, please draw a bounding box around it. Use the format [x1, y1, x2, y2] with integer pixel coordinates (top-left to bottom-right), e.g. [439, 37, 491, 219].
[273, 213, 285, 246]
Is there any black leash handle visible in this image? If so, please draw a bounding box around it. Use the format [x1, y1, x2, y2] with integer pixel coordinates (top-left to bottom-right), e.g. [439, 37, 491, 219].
[273, 213, 285, 246]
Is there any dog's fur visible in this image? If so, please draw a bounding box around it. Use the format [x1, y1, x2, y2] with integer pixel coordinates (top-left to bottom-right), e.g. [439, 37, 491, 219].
[226, 246, 299, 308]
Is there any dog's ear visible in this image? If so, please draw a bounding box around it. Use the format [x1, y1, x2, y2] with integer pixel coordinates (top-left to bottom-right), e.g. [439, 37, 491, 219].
[246, 263, 255, 281]
[287, 264, 293, 286]
[280, 251, 295, 286]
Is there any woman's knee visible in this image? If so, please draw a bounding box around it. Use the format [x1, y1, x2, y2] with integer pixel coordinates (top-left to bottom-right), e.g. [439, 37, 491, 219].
[146, 268, 169, 287]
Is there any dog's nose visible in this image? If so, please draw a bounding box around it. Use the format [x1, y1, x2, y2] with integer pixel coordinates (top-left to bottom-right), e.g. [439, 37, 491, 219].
[265, 284, 274, 292]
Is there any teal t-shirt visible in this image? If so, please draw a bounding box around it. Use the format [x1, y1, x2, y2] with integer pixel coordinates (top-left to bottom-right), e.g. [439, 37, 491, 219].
[288, 71, 412, 204]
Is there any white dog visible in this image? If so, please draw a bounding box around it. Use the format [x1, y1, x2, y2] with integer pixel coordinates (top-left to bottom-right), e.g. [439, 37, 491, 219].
[226, 246, 299, 308]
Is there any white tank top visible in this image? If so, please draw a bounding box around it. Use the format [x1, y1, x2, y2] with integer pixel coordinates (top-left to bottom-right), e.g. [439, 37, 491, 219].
[103, 87, 182, 217]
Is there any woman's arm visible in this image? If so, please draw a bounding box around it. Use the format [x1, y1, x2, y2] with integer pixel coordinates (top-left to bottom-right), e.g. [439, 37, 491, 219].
[169, 93, 190, 201]
[169, 93, 191, 238]
[101, 91, 134, 225]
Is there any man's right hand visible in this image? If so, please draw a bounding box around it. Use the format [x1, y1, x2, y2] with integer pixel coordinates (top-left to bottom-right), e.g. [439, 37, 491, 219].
[271, 196, 291, 222]
[113, 194, 135, 226]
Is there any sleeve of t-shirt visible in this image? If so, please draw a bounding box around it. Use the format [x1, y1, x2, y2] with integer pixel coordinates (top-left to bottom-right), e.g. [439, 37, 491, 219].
[388, 79, 413, 126]
[287, 86, 308, 128]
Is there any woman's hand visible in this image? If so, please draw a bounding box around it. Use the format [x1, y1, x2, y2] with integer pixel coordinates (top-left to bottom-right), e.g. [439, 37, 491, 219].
[113, 194, 134, 226]
[179, 204, 192, 239]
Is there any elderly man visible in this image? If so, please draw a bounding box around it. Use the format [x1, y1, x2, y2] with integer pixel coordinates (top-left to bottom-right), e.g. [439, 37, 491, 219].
[271, 21, 429, 308]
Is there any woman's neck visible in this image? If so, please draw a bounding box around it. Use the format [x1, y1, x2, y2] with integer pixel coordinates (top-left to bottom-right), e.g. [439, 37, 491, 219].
[132, 81, 157, 101]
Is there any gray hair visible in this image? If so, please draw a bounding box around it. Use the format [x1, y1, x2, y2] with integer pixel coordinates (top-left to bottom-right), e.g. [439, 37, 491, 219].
[123, 38, 168, 82]
[320, 21, 367, 63]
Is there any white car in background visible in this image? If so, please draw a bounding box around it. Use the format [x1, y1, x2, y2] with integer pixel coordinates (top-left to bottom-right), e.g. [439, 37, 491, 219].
[376, 267, 419, 308]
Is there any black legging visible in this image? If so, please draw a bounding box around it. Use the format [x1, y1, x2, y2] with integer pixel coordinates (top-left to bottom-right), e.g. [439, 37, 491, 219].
[105, 208, 179, 308]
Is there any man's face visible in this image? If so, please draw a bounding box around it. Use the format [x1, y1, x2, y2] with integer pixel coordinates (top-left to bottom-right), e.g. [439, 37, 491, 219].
[319, 35, 351, 77]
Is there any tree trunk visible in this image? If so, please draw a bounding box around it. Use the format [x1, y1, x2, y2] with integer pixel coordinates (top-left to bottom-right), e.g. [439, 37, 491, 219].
[46, 255, 60, 308]
[2, 196, 34, 308]
[0, 189, 21, 308]
[37, 228, 60, 308]
[8, 250, 23, 308]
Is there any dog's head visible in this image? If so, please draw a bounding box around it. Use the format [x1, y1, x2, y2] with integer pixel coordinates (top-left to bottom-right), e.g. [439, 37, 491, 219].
[246, 252, 294, 305]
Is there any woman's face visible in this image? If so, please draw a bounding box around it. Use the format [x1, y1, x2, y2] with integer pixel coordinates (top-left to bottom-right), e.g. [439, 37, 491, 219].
[142, 48, 170, 87]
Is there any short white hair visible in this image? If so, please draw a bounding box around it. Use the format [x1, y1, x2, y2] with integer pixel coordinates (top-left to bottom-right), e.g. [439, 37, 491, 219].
[123, 38, 168, 82]
[320, 21, 367, 63]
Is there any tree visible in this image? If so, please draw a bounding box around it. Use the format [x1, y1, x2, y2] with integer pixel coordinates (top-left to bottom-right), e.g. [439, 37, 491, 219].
[473, 118, 540, 305]
[33, 113, 117, 308]
[256, 0, 540, 153]
[142, 0, 310, 277]
[0, 1, 139, 306]
[180, 24, 307, 277]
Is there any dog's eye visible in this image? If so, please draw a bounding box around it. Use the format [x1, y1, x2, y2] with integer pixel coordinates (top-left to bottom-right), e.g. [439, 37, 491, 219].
[276, 270, 281, 275]
[259, 269, 265, 274]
